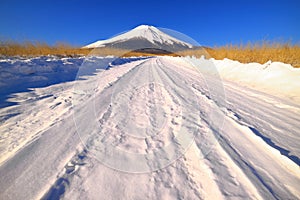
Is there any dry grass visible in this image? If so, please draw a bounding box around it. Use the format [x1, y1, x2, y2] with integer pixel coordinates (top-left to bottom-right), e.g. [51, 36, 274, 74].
[89, 47, 129, 57]
[176, 48, 210, 58]
[0, 42, 90, 57]
[0, 42, 178, 57]
[179, 42, 300, 68]
[1, 41, 299, 68]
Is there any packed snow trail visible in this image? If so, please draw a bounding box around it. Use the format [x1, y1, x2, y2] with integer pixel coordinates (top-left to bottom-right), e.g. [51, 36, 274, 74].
[0, 57, 299, 200]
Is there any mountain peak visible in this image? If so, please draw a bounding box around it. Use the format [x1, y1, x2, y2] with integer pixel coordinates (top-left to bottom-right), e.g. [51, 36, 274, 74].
[84, 25, 193, 50]
[134, 25, 155, 30]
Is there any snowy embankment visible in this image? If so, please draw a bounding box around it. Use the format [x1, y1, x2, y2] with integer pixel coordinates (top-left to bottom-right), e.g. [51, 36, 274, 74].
[0, 56, 117, 107]
[183, 56, 300, 103]
[0, 55, 299, 200]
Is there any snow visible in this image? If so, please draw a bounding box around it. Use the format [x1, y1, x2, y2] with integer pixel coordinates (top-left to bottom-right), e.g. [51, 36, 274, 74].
[84, 25, 193, 48]
[183, 56, 300, 103]
[0, 56, 118, 107]
[0, 55, 299, 199]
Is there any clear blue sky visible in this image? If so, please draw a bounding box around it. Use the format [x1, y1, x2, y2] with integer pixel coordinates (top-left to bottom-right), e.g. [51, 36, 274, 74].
[0, 0, 299, 47]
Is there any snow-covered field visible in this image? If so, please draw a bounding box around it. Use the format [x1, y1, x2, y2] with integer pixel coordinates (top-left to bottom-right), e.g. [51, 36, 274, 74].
[0, 55, 299, 199]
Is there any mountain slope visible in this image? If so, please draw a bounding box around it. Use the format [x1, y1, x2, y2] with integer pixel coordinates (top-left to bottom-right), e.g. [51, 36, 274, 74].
[84, 25, 194, 51]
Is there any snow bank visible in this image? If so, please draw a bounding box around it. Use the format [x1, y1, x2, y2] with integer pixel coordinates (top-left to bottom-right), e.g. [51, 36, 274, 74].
[0, 56, 118, 107]
[184, 56, 300, 103]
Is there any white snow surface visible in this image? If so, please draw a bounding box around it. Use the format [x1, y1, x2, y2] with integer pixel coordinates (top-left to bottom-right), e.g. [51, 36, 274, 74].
[84, 25, 193, 48]
[0, 56, 299, 200]
[183, 56, 300, 103]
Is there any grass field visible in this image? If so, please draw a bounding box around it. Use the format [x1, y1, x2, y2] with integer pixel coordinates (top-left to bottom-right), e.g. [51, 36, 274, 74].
[1, 41, 299, 68]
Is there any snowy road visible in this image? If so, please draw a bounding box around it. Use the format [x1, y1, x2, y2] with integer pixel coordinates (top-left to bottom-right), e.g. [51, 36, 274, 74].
[0, 57, 299, 199]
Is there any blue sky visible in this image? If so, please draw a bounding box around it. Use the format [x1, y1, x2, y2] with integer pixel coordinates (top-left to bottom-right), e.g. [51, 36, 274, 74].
[0, 0, 299, 47]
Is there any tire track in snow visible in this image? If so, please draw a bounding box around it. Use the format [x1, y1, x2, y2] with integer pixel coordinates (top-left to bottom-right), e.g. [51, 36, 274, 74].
[147, 59, 204, 199]
[40, 60, 149, 199]
[189, 77, 300, 199]
[157, 58, 264, 199]
[191, 78, 300, 166]
[82, 57, 196, 172]
[63, 57, 221, 199]
[158, 57, 300, 199]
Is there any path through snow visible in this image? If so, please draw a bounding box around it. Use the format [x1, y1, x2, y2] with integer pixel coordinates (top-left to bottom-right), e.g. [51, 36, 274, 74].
[0, 57, 299, 200]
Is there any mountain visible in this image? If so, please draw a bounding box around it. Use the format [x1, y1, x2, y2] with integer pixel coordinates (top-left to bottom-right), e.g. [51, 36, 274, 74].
[84, 25, 194, 52]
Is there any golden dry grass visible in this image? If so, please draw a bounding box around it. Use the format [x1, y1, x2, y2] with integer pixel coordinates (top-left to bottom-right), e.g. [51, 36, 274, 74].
[89, 47, 130, 57]
[0, 42, 178, 57]
[1, 41, 299, 68]
[179, 42, 300, 68]
[0, 42, 90, 57]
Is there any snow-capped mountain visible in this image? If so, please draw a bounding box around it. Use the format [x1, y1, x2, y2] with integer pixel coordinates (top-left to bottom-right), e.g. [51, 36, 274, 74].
[84, 25, 194, 51]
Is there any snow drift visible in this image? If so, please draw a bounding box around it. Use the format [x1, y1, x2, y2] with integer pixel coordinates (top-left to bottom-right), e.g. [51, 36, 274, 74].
[182, 56, 300, 103]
